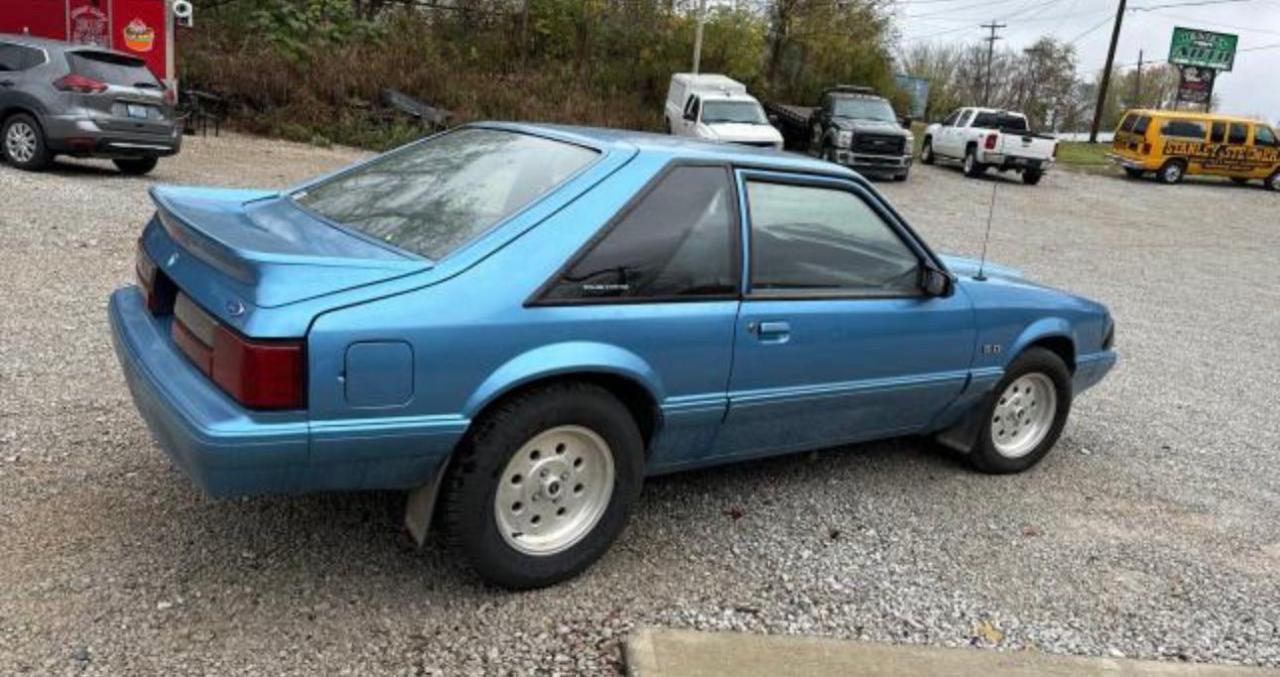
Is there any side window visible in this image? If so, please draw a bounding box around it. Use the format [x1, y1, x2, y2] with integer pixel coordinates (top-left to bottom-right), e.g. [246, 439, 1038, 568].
[746, 181, 921, 294]
[0, 44, 43, 71]
[941, 110, 960, 126]
[683, 95, 696, 118]
[689, 97, 701, 121]
[1160, 119, 1207, 139]
[1119, 114, 1136, 133]
[1210, 121, 1226, 143]
[1133, 116, 1151, 135]
[541, 166, 737, 301]
[1254, 125, 1278, 147]
[1227, 122, 1248, 145]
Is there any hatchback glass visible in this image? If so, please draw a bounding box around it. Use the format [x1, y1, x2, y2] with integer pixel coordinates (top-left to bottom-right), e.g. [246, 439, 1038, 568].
[293, 129, 600, 260]
[67, 51, 160, 88]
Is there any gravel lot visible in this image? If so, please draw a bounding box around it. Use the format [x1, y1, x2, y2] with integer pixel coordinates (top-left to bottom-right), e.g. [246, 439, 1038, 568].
[2, 135, 1278, 676]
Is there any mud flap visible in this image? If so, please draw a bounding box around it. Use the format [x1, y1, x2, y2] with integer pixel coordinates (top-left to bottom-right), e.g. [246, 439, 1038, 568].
[404, 457, 450, 546]
[934, 392, 994, 454]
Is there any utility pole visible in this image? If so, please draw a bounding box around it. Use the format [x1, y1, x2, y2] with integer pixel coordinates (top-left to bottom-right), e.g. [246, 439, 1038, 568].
[692, 0, 708, 74]
[1132, 49, 1144, 106]
[1088, 0, 1127, 143]
[981, 21, 1006, 107]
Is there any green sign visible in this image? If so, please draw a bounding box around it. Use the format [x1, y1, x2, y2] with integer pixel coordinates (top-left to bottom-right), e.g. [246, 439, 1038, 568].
[1169, 27, 1237, 71]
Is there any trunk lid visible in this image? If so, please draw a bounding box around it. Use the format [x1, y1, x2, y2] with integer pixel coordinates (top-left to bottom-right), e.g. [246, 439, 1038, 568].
[144, 186, 430, 327]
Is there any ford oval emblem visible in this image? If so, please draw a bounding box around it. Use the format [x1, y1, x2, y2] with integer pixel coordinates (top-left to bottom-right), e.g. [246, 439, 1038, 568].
[226, 299, 246, 317]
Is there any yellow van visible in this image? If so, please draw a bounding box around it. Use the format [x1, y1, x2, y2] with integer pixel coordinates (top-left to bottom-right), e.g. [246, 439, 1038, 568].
[1108, 109, 1280, 189]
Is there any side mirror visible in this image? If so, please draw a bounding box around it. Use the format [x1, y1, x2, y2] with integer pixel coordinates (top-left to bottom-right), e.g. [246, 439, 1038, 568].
[922, 267, 953, 297]
[900, 116, 913, 130]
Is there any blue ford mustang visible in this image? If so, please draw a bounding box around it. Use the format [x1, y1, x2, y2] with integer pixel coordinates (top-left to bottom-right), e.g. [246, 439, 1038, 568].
[109, 123, 1115, 588]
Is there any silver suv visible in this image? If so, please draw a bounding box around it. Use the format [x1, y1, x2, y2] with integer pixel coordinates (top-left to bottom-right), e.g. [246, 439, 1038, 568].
[0, 34, 181, 175]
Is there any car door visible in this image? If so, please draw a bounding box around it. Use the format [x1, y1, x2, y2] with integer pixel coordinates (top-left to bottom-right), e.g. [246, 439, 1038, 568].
[713, 170, 976, 459]
[532, 163, 743, 470]
[935, 109, 962, 157]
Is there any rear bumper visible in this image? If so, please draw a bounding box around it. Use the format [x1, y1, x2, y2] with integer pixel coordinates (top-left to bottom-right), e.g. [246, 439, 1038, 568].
[1106, 153, 1147, 170]
[110, 287, 310, 496]
[109, 287, 465, 497]
[44, 115, 181, 158]
[982, 152, 1052, 172]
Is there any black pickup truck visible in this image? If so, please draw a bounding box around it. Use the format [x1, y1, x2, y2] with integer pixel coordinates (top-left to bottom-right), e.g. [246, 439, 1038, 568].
[765, 86, 915, 181]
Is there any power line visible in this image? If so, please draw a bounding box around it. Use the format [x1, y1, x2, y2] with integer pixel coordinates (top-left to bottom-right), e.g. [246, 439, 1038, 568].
[1065, 14, 1114, 44]
[1130, 0, 1253, 9]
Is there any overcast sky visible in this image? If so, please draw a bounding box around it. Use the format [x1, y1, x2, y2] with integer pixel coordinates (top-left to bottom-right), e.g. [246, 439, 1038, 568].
[892, 0, 1280, 119]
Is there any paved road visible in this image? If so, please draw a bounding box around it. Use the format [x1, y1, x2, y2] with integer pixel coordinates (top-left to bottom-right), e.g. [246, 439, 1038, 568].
[2, 136, 1278, 675]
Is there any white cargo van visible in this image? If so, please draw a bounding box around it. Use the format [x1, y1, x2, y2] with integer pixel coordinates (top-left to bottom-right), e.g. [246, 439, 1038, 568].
[664, 73, 784, 150]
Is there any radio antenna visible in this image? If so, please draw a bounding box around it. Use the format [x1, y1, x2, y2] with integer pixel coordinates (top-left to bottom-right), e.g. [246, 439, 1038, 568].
[975, 182, 998, 281]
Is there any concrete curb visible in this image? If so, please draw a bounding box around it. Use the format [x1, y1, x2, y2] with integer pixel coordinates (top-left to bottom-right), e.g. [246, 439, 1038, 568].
[625, 628, 1280, 677]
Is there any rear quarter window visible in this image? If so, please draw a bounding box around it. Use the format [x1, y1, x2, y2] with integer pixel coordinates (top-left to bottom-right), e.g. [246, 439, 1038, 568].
[1119, 114, 1136, 133]
[67, 51, 160, 88]
[0, 44, 43, 71]
[1133, 116, 1151, 135]
[292, 128, 599, 260]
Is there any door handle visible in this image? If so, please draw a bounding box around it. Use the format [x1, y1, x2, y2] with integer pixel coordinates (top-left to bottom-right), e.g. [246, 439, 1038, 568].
[749, 320, 791, 342]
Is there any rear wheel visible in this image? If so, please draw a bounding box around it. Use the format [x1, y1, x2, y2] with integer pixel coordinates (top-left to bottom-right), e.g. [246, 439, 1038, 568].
[1157, 159, 1186, 185]
[920, 138, 935, 165]
[2, 114, 51, 171]
[1230, 176, 1250, 186]
[113, 157, 158, 176]
[963, 146, 985, 178]
[442, 382, 644, 589]
[1268, 170, 1280, 192]
[1021, 170, 1043, 185]
[1123, 167, 1144, 179]
[967, 348, 1072, 474]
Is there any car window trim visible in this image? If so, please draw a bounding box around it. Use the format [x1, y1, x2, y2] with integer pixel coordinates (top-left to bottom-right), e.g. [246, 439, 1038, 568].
[736, 169, 936, 301]
[526, 160, 745, 308]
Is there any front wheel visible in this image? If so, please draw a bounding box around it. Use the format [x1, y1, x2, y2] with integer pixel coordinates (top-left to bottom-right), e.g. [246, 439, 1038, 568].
[920, 139, 935, 165]
[963, 147, 985, 178]
[1021, 170, 1043, 185]
[442, 382, 644, 589]
[967, 347, 1072, 474]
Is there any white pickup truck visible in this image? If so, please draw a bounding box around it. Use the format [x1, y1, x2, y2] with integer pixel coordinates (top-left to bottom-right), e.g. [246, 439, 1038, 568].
[921, 107, 1057, 185]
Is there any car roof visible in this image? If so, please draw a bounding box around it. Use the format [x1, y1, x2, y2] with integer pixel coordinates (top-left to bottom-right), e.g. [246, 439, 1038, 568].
[0, 33, 136, 59]
[1124, 108, 1267, 125]
[474, 121, 856, 178]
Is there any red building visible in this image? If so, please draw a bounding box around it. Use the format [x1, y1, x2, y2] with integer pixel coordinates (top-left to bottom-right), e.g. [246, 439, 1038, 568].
[0, 0, 181, 85]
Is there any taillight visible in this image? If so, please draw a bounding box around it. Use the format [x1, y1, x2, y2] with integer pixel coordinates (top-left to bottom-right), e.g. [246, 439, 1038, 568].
[1141, 142, 1152, 155]
[172, 294, 306, 410]
[984, 134, 997, 150]
[54, 74, 108, 94]
[135, 240, 174, 314]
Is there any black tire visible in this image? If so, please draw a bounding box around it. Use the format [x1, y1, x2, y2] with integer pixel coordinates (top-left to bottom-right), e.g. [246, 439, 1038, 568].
[1122, 167, 1144, 179]
[967, 347, 1072, 475]
[1157, 159, 1186, 185]
[442, 382, 645, 589]
[920, 138, 935, 165]
[822, 142, 837, 163]
[1268, 170, 1280, 192]
[1229, 177, 1250, 185]
[1021, 170, 1043, 185]
[113, 157, 159, 176]
[1, 113, 51, 171]
[664, 118, 672, 135]
[893, 170, 909, 182]
[963, 146, 985, 178]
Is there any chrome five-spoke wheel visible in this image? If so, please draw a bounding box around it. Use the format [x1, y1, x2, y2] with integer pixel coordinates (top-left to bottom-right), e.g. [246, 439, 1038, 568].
[495, 425, 616, 556]
[990, 373, 1057, 459]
